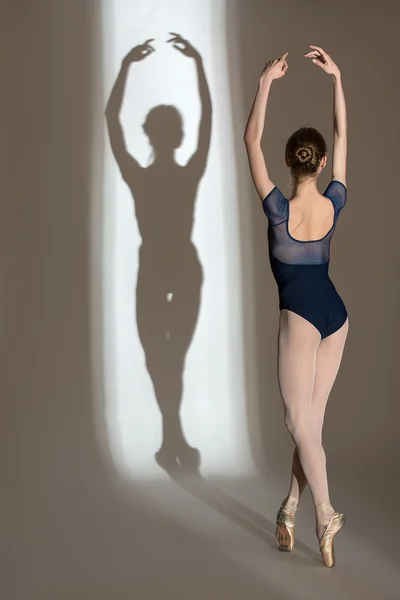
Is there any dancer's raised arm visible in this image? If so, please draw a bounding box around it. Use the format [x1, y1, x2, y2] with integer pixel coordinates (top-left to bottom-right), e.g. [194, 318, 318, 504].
[305, 45, 347, 187]
[244, 52, 289, 201]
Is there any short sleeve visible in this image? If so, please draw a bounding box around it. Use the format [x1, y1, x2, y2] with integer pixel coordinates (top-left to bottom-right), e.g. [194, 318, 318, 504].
[323, 180, 347, 215]
[262, 186, 288, 225]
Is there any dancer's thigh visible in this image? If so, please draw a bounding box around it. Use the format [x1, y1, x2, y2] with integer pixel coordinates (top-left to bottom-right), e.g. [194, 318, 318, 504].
[311, 318, 349, 434]
[278, 310, 321, 423]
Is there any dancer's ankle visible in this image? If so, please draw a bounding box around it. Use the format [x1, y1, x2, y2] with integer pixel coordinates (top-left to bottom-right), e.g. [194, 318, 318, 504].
[315, 501, 335, 539]
[283, 495, 299, 512]
[315, 501, 334, 522]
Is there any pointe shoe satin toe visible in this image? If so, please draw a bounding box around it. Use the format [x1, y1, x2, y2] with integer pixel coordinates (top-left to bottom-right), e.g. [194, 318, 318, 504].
[319, 512, 345, 567]
[275, 504, 296, 552]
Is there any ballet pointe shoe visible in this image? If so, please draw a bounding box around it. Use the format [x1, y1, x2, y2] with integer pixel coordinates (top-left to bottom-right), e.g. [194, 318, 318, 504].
[275, 503, 296, 552]
[319, 512, 345, 567]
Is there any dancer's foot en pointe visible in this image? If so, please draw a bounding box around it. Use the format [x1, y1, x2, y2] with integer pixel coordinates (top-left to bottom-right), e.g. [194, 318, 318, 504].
[275, 495, 298, 552]
[316, 501, 345, 567]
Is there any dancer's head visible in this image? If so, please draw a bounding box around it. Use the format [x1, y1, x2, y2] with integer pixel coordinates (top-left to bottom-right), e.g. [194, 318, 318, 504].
[285, 127, 327, 183]
[143, 105, 183, 153]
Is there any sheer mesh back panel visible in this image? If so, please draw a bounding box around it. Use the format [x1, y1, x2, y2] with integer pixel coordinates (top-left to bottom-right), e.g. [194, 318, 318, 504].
[262, 181, 347, 265]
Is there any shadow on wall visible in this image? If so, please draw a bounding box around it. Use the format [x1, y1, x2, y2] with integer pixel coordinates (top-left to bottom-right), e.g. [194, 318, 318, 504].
[105, 34, 211, 471]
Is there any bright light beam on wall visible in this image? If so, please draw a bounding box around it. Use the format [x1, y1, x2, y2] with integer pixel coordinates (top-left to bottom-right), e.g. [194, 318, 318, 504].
[101, 0, 255, 478]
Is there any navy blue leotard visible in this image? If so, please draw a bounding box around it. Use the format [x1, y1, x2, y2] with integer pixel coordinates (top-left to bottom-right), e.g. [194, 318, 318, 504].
[262, 180, 348, 339]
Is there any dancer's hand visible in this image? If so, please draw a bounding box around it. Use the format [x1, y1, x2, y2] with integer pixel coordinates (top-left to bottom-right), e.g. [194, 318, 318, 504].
[123, 39, 155, 64]
[260, 52, 289, 83]
[304, 45, 340, 77]
[167, 33, 200, 59]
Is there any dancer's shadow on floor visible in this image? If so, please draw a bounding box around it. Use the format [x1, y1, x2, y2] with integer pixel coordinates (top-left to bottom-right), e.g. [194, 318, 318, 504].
[158, 461, 321, 565]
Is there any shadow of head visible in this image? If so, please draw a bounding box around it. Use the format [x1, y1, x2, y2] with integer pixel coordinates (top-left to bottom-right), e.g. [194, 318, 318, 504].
[143, 105, 184, 154]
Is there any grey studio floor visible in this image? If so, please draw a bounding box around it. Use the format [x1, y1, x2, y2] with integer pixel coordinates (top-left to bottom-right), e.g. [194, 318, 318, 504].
[3, 457, 399, 599]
